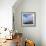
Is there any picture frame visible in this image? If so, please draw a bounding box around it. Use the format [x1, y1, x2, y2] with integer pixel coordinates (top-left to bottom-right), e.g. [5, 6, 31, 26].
[21, 12, 36, 27]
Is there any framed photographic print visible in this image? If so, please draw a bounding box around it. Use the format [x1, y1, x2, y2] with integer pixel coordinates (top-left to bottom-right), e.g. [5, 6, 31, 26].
[21, 12, 36, 27]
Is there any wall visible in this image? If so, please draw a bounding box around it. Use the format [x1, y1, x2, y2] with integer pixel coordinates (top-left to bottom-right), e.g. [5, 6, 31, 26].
[13, 0, 41, 46]
[12, 0, 25, 32]
[41, 0, 46, 46]
[0, 0, 17, 30]
[0, 0, 17, 38]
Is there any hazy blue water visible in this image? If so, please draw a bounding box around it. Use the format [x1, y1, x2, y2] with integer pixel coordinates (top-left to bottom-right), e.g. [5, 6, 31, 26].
[23, 13, 33, 23]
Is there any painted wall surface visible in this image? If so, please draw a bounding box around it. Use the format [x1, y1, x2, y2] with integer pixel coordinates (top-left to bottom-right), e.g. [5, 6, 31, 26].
[13, 0, 46, 46]
[41, 0, 46, 46]
[13, 0, 41, 46]
[0, 0, 16, 30]
[0, 0, 17, 38]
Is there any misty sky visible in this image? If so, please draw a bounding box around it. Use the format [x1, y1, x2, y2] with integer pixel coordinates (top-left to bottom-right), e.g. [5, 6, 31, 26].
[23, 13, 33, 23]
